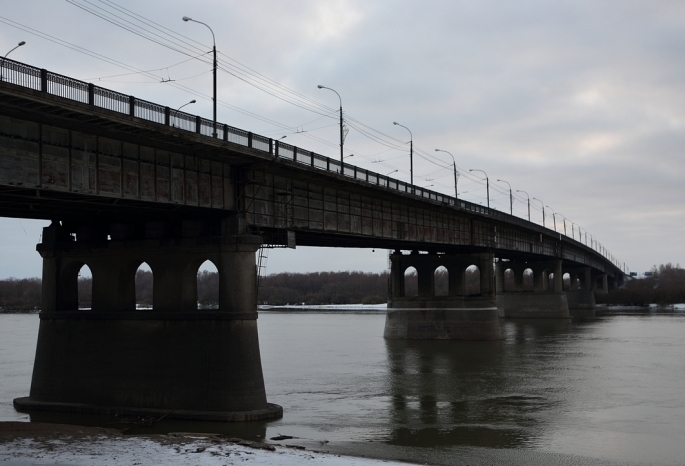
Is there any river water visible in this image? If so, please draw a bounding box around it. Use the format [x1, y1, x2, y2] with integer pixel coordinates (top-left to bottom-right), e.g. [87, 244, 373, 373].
[1, 309, 684, 466]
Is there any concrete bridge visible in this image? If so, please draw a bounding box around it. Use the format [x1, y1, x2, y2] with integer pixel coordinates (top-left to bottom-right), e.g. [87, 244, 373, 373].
[1, 59, 624, 422]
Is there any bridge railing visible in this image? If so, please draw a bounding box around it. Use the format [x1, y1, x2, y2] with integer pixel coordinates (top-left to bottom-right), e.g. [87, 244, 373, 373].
[0, 58, 625, 273]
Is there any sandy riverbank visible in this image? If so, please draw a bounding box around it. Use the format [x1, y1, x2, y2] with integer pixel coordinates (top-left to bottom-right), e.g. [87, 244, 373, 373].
[0, 422, 412, 466]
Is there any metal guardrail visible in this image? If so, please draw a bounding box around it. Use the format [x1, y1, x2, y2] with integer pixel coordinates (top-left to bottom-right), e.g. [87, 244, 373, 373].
[0, 58, 626, 273]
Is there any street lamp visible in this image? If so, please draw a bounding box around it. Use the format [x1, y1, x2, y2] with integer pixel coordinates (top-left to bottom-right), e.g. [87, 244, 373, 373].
[1, 41, 26, 82]
[344, 154, 354, 159]
[435, 149, 459, 199]
[469, 169, 489, 208]
[546, 206, 557, 232]
[516, 190, 530, 221]
[317, 85, 344, 166]
[385, 169, 398, 176]
[557, 213, 568, 236]
[497, 179, 513, 215]
[182, 16, 217, 138]
[393, 122, 413, 190]
[172, 99, 196, 127]
[532, 198, 545, 227]
[571, 222, 577, 241]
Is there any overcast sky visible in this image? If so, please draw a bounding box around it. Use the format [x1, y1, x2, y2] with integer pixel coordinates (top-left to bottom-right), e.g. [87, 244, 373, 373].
[1, 0, 683, 278]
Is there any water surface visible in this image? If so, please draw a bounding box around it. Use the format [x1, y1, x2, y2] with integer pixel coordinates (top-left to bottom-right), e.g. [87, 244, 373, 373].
[1, 310, 684, 465]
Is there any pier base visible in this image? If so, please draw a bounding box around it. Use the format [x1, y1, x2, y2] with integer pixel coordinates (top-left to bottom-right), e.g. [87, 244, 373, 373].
[385, 251, 501, 340]
[384, 308, 501, 340]
[14, 220, 282, 422]
[566, 290, 597, 319]
[14, 311, 281, 421]
[496, 292, 570, 319]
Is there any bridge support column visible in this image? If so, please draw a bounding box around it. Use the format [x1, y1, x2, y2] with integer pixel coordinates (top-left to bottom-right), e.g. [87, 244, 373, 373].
[565, 266, 597, 319]
[14, 221, 282, 422]
[495, 260, 569, 319]
[384, 251, 501, 340]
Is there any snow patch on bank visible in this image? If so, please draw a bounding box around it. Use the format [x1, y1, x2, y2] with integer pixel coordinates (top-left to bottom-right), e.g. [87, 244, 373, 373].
[0, 434, 409, 466]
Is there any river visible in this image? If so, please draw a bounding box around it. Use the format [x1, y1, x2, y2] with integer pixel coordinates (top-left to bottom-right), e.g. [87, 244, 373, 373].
[1, 308, 684, 466]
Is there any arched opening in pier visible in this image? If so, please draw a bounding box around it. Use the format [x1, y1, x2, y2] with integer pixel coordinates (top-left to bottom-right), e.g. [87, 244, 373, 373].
[504, 268, 514, 291]
[465, 265, 481, 295]
[523, 268, 534, 291]
[434, 266, 449, 296]
[548, 273, 555, 291]
[135, 262, 153, 309]
[76, 264, 92, 310]
[197, 260, 219, 309]
[404, 266, 418, 297]
[563, 272, 571, 290]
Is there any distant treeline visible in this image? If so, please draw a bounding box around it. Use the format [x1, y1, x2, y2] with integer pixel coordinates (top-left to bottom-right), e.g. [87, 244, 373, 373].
[0, 278, 41, 312]
[0, 270, 389, 310]
[259, 271, 389, 305]
[3, 263, 683, 311]
[0, 269, 465, 309]
[597, 263, 685, 305]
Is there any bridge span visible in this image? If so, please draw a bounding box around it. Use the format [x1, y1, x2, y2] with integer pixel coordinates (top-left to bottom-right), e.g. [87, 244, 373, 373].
[1, 59, 625, 422]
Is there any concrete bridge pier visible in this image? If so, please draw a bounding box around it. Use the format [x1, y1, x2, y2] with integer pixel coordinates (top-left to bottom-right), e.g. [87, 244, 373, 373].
[565, 266, 597, 319]
[384, 250, 501, 340]
[495, 260, 570, 319]
[14, 220, 282, 421]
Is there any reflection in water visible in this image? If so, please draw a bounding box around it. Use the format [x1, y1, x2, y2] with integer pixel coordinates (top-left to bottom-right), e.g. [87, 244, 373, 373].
[384, 319, 573, 449]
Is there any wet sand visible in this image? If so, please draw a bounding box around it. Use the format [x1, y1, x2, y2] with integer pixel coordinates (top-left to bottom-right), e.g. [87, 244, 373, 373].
[0, 421, 412, 466]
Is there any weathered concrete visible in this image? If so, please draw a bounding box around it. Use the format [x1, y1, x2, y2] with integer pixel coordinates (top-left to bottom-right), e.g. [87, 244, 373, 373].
[562, 266, 598, 319]
[496, 292, 570, 319]
[386, 251, 501, 340]
[384, 308, 502, 340]
[495, 260, 569, 319]
[14, 312, 280, 421]
[566, 290, 597, 319]
[14, 221, 282, 421]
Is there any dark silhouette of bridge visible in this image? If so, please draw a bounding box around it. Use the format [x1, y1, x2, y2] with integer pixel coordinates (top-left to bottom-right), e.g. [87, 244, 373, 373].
[0, 58, 624, 422]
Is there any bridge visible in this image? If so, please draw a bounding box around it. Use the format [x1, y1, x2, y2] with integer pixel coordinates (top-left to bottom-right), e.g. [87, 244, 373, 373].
[1, 58, 625, 422]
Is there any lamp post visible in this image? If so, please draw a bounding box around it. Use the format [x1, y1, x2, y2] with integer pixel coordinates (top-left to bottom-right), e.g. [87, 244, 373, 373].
[317, 85, 344, 166]
[558, 213, 567, 236]
[546, 206, 557, 232]
[469, 169, 489, 208]
[571, 222, 577, 241]
[532, 198, 545, 227]
[1, 41, 26, 82]
[435, 149, 459, 199]
[182, 17, 217, 138]
[497, 179, 513, 215]
[393, 122, 413, 190]
[516, 190, 530, 221]
[385, 169, 398, 176]
[172, 99, 196, 127]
